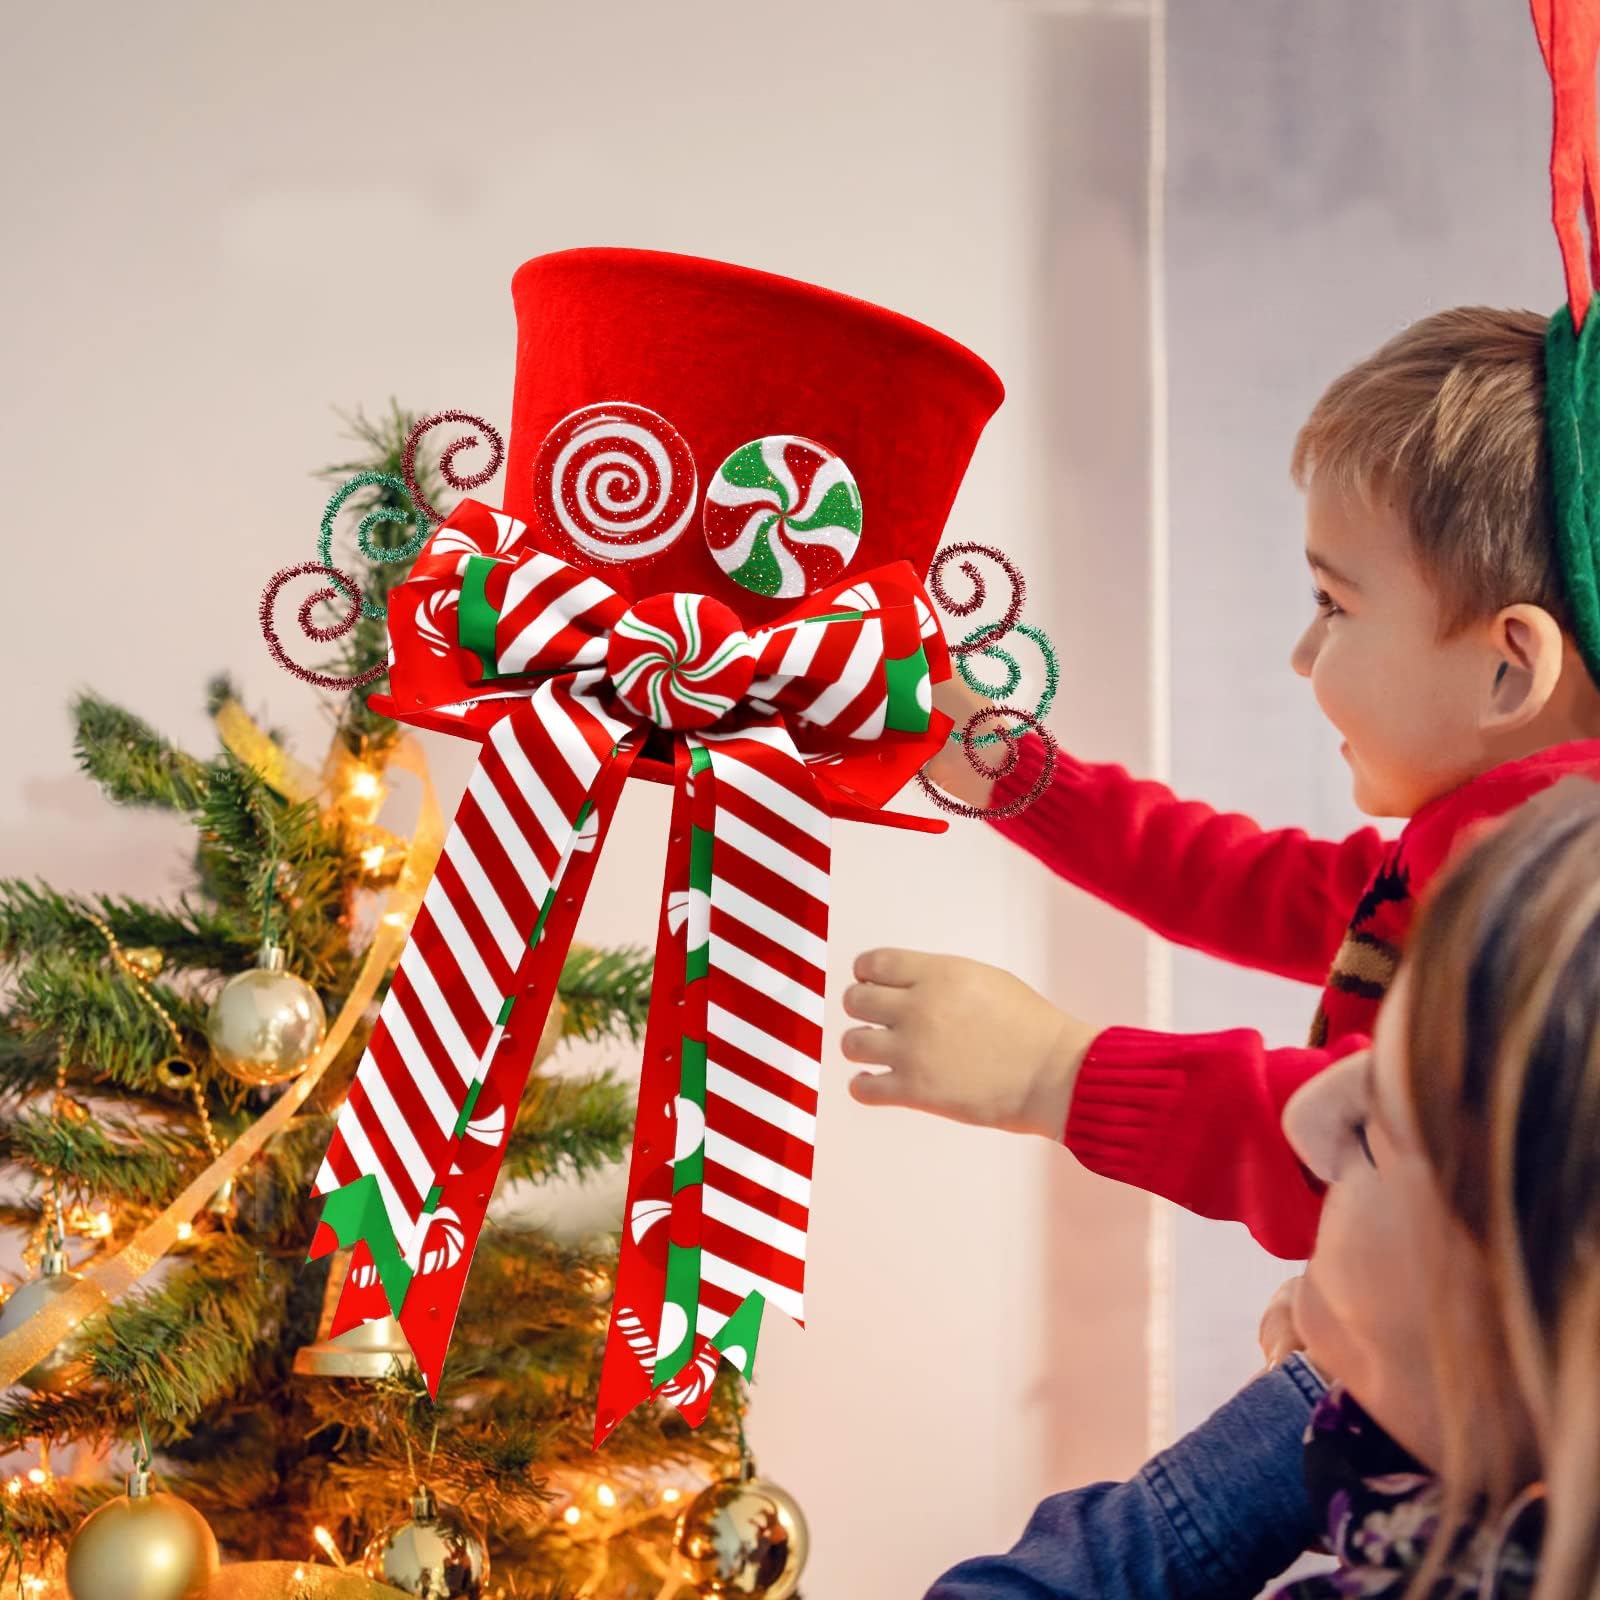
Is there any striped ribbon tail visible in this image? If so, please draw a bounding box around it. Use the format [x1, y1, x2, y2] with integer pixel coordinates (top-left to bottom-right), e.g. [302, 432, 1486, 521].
[595, 717, 828, 1442]
[312, 674, 636, 1392]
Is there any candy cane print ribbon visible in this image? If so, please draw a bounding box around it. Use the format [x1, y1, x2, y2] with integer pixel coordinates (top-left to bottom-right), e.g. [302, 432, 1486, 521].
[307, 498, 943, 1423]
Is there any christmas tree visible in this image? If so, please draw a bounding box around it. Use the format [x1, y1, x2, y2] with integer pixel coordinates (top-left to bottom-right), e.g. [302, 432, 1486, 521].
[0, 414, 748, 1600]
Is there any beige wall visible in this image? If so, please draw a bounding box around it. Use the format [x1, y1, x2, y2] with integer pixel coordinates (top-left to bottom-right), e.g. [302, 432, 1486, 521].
[0, 2, 1160, 1591]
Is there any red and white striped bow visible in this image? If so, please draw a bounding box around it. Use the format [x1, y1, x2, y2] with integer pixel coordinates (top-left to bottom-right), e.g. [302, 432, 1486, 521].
[309, 498, 950, 1439]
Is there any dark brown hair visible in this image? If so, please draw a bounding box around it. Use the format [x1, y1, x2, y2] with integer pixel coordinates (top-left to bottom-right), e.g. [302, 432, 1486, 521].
[1292, 308, 1573, 635]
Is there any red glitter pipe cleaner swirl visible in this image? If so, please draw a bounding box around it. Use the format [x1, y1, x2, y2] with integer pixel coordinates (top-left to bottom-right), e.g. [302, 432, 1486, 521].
[915, 706, 1057, 820]
[260, 562, 389, 689]
[402, 411, 506, 524]
[929, 542, 1026, 656]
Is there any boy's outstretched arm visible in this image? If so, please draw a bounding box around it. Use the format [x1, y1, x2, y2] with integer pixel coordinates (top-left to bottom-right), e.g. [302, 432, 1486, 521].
[844, 950, 1352, 1259]
[929, 678, 1387, 985]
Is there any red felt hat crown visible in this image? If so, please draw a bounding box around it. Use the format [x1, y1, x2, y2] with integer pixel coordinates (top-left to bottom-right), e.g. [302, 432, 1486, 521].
[501, 247, 1005, 621]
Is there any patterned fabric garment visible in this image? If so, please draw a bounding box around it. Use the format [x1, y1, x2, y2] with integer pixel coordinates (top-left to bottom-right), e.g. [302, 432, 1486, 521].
[1274, 1388, 1542, 1599]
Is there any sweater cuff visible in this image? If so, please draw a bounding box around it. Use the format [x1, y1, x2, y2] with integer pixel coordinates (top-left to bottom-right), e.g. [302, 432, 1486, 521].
[1062, 1026, 1192, 1188]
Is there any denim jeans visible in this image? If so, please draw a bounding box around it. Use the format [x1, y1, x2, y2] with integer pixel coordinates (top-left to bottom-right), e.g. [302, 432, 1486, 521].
[925, 1355, 1326, 1599]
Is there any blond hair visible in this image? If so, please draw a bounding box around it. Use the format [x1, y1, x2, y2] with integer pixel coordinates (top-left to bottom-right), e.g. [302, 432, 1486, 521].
[1403, 779, 1600, 1598]
[1292, 307, 1572, 635]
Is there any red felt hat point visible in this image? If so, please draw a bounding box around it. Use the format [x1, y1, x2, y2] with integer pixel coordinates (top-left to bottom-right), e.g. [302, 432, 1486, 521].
[504, 248, 1004, 621]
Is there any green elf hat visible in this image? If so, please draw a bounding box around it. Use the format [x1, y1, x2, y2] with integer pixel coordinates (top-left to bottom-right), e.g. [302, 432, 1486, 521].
[1537, 0, 1600, 680]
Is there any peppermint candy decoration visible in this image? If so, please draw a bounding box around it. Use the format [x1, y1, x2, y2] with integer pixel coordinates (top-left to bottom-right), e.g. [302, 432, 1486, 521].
[704, 435, 863, 598]
[605, 593, 757, 730]
[534, 401, 697, 564]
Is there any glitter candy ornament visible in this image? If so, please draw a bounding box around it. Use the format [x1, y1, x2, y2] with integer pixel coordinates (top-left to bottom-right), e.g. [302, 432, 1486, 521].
[674, 1467, 809, 1599]
[0, 1233, 91, 1393]
[361, 1487, 487, 1600]
[205, 945, 327, 1088]
[533, 401, 697, 565]
[66, 1458, 219, 1600]
[703, 435, 862, 599]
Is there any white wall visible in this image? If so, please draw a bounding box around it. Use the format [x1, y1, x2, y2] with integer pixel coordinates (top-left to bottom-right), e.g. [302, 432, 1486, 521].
[0, 2, 1161, 1592]
[1165, 1, 1559, 1433]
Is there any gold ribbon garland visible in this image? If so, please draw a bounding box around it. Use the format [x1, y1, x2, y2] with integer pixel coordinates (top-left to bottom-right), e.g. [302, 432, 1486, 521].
[211, 697, 322, 805]
[0, 736, 443, 1391]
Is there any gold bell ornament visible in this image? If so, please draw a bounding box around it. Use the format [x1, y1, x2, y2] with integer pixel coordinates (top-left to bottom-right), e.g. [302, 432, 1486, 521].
[673, 1459, 809, 1599]
[361, 1486, 487, 1600]
[293, 1252, 416, 1380]
[206, 943, 326, 1088]
[0, 1228, 91, 1393]
[66, 1453, 219, 1600]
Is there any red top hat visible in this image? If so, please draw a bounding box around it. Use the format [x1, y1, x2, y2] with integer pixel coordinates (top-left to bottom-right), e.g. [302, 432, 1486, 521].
[502, 247, 1005, 620]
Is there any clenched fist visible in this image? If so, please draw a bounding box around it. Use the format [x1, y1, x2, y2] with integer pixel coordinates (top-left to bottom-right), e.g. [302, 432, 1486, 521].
[841, 948, 1098, 1139]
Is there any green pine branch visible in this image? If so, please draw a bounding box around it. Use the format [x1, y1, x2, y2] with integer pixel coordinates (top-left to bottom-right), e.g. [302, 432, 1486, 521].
[7, 954, 207, 1093]
[0, 1239, 286, 1447]
[558, 946, 654, 1044]
[0, 1030, 58, 1100]
[0, 1110, 202, 1204]
[71, 693, 208, 811]
[0, 881, 254, 971]
[501, 1074, 633, 1187]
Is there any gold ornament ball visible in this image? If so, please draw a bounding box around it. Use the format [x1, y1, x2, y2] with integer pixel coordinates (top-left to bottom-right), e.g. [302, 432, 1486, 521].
[66, 1482, 218, 1600]
[362, 1488, 487, 1600]
[200, 1562, 411, 1599]
[675, 1472, 809, 1599]
[206, 946, 326, 1088]
[0, 1251, 90, 1392]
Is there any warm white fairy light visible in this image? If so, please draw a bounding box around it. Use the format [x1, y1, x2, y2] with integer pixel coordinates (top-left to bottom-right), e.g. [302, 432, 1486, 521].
[595, 1483, 617, 1510]
[313, 1525, 346, 1566]
[87, 1210, 112, 1239]
[360, 843, 387, 872]
[347, 769, 382, 802]
[25, 1468, 47, 1487]
[661, 1487, 681, 1504]
[563, 1506, 582, 1526]
[6, 1477, 21, 1496]
[176, 1221, 193, 1242]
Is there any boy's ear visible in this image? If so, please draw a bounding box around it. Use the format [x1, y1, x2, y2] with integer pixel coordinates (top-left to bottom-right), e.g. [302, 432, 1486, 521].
[1484, 605, 1565, 730]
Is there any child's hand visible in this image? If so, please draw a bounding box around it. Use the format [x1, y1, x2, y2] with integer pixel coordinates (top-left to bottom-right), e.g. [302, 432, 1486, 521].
[842, 949, 1097, 1138]
[921, 676, 998, 808]
[1258, 1275, 1306, 1369]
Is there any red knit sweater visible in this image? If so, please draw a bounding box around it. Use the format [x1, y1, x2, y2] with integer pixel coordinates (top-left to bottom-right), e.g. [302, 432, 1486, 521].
[989, 736, 1600, 1258]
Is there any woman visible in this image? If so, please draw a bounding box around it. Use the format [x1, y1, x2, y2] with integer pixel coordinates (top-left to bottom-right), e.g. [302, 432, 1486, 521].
[931, 780, 1600, 1598]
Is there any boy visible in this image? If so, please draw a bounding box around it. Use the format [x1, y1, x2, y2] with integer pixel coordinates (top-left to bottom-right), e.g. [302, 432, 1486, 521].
[845, 306, 1600, 1263]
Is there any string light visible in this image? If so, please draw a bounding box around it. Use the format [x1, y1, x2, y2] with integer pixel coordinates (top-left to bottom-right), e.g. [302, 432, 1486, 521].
[6, 1476, 22, 1496]
[563, 1506, 582, 1526]
[360, 843, 387, 872]
[26, 1468, 48, 1487]
[176, 1221, 193, 1242]
[87, 1211, 112, 1240]
[347, 769, 382, 802]
[596, 1483, 617, 1510]
[313, 1525, 346, 1566]
[661, 1487, 681, 1505]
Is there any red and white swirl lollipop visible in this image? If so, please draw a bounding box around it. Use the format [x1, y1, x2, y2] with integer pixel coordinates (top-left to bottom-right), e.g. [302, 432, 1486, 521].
[533, 401, 697, 565]
[605, 593, 757, 730]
